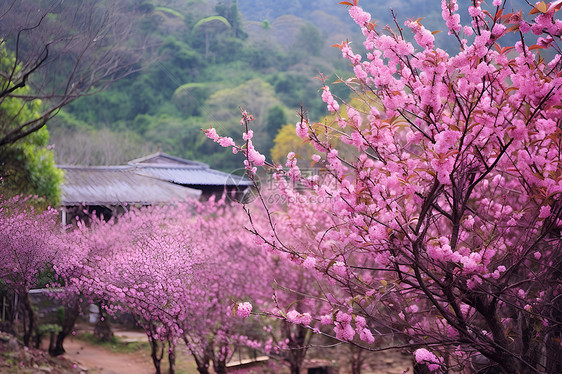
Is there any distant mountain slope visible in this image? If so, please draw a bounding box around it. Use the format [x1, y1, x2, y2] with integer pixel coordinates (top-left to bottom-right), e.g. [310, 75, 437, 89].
[239, 0, 532, 52]
[48, 0, 536, 171]
[238, 0, 530, 24]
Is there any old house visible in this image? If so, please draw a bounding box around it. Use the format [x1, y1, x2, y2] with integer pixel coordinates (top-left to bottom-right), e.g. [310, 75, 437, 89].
[58, 152, 252, 224]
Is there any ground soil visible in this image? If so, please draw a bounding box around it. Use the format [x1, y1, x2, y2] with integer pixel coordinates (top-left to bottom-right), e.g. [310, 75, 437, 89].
[61, 325, 198, 374]
[64, 328, 414, 374]
[63, 335, 154, 374]
[0, 331, 80, 374]
[2, 326, 413, 374]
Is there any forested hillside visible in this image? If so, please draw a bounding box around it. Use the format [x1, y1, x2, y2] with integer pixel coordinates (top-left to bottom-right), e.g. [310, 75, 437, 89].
[49, 0, 346, 171]
[49, 0, 530, 171]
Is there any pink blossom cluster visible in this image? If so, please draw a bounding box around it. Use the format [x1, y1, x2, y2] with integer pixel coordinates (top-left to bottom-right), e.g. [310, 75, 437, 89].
[208, 1, 562, 371]
[414, 348, 442, 372]
[321, 86, 340, 112]
[348, 6, 370, 28]
[296, 121, 308, 139]
[441, 0, 461, 35]
[57, 198, 274, 373]
[405, 19, 435, 50]
[236, 302, 253, 318]
[286, 310, 312, 325]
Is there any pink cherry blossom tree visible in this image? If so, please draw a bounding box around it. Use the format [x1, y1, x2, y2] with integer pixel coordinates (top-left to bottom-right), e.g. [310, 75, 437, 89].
[0, 196, 65, 347]
[64, 198, 271, 374]
[55, 203, 186, 372]
[246, 201, 337, 374]
[207, 1, 562, 372]
[66, 203, 198, 374]
[175, 199, 271, 374]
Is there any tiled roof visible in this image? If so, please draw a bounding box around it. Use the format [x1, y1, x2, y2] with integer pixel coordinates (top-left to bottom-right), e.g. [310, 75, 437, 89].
[129, 152, 252, 187]
[129, 152, 208, 167]
[58, 152, 251, 206]
[133, 167, 251, 187]
[59, 166, 201, 205]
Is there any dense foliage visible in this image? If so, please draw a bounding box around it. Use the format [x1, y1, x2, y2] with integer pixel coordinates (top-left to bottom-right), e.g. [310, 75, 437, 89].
[0, 197, 63, 346]
[0, 194, 340, 373]
[48, 0, 353, 171]
[208, 0, 562, 372]
[0, 45, 63, 205]
[1, 1, 561, 374]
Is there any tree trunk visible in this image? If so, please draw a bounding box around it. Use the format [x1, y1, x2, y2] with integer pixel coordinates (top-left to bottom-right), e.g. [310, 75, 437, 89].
[195, 362, 210, 374]
[350, 344, 364, 374]
[283, 321, 310, 374]
[1, 290, 16, 323]
[50, 298, 80, 356]
[93, 302, 113, 342]
[0, 291, 16, 335]
[48, 331, 56, 354]
[351, 362, 362, 374]
[33, 327, 43, 349]
[213, 359, 227, 374]
[21, 292, 36, 347]
[149, 337, 164, 374]
[168, 340, 176, 374]
[184, 336, 212, 374]
[213, 340, 233, 374]
[290, 364, 300, 374]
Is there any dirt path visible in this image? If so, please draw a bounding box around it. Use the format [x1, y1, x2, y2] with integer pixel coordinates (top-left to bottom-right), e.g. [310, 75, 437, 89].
[59, 327, 411, 374]
[63, 335, 154, 374]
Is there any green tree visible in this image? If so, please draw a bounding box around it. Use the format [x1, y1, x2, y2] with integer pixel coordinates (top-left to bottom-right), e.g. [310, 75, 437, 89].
[172, 83, 211, 117]
[266, 105, 288, 135]
[270, 123, 316, 164]
[205, 78, 283, 150]
[193, 16, 232, 59]
[293, 23, 323, 57]
[0, 46, 62, 204]
[0, 0, 148, 147]
[215, 0, 247, 39]
[263, 105, 288, 155]
[205, 78, 281, 128]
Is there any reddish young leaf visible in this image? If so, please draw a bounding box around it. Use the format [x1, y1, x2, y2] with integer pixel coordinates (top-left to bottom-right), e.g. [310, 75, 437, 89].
[529, 1, 548, 14]
[494, 8, 503, 22]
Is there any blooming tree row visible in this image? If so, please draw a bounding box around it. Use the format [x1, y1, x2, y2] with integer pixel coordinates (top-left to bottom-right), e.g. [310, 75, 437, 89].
[56, 199, 264, 374]
[206, 0, 562, 372]
[56, 197, 331, 374]
[1, 191, 335, 373]
[0, 196, 64, 347]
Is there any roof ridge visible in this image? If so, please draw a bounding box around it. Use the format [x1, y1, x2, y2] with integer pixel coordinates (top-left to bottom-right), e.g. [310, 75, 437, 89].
[57, 165, 135, 171]
[128, 152, 209, 168]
